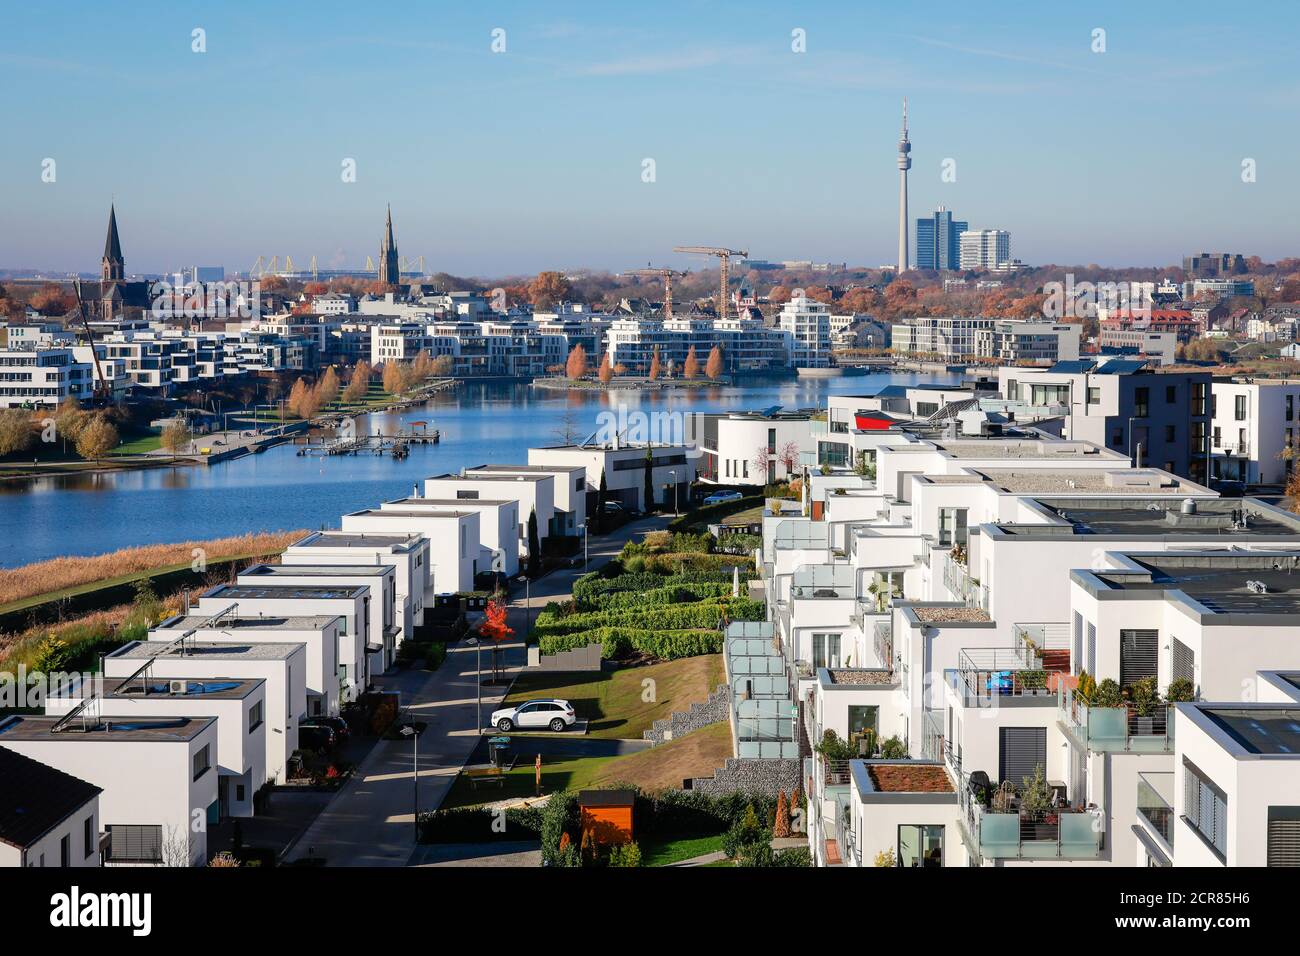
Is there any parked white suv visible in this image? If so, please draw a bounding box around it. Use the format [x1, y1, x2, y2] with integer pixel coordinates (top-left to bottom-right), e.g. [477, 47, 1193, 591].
[491, 699, 576, 733]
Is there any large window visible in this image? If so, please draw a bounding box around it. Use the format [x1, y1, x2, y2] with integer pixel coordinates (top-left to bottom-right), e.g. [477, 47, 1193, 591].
[812, 633, 842, 670]
[847, 705, 879, 744]
[1183, 759, 1227, 860]
[193, 745, 211, 781]
[1133, 386, 1150, 418]
[106, 825, 163, 863]
[999, 727, 1046, 788]
[938, 507, 968, 547]
[897, 825, 944, 868]
[1234, 394, 1247, 421]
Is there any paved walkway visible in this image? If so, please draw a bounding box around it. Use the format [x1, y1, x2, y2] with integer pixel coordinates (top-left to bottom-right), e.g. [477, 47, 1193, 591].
[282, 514, 668, 867]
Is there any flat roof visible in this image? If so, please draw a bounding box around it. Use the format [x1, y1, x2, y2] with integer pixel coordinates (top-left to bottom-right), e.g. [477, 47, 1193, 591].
[112, 640, 304, 661]
[0, 714, 215, 743]
[291, 531, 421, 548]
[1095, 554, 1300, 615]
[387, 497, 514, 507]
[979, 469, 1191, 496]
[241, 564, 391, 577]
[1031, 497, 1300, 537]
[205, 584, 367, 600]
[426, 472, 545, 483]
[156, 614, 338, 631]
[347, 508, 472, 519]
[469, 463, 583, 473]
[99, 675, 262, 701]
[1201, 708, 1300, 755]
[932, 441, 1111, 460]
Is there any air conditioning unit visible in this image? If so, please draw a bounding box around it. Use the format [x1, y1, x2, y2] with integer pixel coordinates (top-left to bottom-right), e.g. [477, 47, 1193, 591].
[169, 679, 189, 695]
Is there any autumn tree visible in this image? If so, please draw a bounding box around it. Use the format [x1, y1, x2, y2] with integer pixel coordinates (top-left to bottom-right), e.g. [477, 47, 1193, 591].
[74, 415, 118, 462]
[343, 361, 371, 403]
[565, 343, 588, 380]
[768, 285, 792, 305]
[53, 397, 87, 445]
[528, 271, 572, 310]
[597, 352, 613, 385]
[682, 346, 699, 380]
[382, 361, 406, 396]
[648, 348, 661, 381]
[160, 418, 193, 456]
[777, 440, 801, 477]
[430, 354, 454, 377]
[315, 366, 341, 408]
[478, 599, 515, 683]
[705, 345, 724, 380]
[287, 378, 311, 418]
[0, 408, 34, 456]
[29, 282, 73, 316]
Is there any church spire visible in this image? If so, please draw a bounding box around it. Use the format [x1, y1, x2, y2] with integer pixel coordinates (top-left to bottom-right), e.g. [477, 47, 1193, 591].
[102, 203, 124, 282]
[378, 203, 399, 286]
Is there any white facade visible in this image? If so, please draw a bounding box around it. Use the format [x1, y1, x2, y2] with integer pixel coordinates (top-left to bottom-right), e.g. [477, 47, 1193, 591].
[383, 497, 520, 578]
[1209, 379, 1300, 485]
[339, 508, 480, 594]
[422, 473, 555, 552]
[958, 229, 1011, 270]
[527, 442, 696, 513]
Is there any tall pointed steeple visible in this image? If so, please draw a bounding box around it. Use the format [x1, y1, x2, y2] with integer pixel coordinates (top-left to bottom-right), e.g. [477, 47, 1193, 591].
[378, 204, 400, 286]
[102, 203, 125, 283]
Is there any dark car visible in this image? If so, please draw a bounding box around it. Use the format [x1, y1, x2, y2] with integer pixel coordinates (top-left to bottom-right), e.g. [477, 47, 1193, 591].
[298, 725, 337, 754]
[301, 716, 350, 739]
[1212, 479, 1246, 498]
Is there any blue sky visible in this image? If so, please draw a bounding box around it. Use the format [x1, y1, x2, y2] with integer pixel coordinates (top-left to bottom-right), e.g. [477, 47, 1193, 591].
[2, 1, 1297, 275]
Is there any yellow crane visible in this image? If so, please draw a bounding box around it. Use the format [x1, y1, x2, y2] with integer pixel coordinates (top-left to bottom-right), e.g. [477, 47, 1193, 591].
[622, 267, 686, 319]
[672, 246, 748, 320]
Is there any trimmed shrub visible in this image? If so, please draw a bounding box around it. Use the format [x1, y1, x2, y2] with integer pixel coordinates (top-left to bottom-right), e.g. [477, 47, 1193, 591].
[538, 627, 722, 661]
[418, 805, 543, 844]
[532, 598, 763, 638]
[667, 495, 764, 532]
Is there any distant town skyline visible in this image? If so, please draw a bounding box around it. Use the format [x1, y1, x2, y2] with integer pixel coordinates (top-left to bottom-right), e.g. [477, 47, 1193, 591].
[2, 1, 1297, 274]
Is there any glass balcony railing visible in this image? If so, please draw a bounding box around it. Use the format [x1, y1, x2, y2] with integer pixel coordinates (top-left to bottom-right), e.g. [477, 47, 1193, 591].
[1058, 687, 1175, 753]
[1137, 772, 1175, 848]
[958, 776, 1103, 860]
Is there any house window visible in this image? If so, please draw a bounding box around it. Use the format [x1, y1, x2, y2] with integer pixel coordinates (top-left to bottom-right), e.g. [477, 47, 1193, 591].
[1165, 424, 1175, 442]
[1134, 386, 1149, 418]
[897, 824, 944, 868]
[84, 816, 94, 859]
[1120, 629, 1158, 688]
[1288, 395, 1295, 422]
[193, 745, 211, 781]
[106, 825, 163, 863]
[1087, 386, 1101, 405]
[1235, 394, 1247, 421]
[811, 633, 842, 670]
[938, 507, 968, 547]
[1165, 385, 1177, 403]
[1267, 806, 1300, 867]
[1184, 759, 1227, 860]
[60, 834, 70, 867]
[1110, 429, 1124, 448]
[249, 700, 264, 733]
[847, 705, 879, 746]
[455, 490, 479, 500]
[998, 727, 1046, 788]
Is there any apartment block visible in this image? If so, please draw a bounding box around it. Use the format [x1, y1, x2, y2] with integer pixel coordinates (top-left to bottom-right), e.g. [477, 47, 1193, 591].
[1209, 379, 1300, 485]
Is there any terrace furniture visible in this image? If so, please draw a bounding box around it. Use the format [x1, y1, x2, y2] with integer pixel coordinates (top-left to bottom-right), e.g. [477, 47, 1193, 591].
[467, 767, 506, 790]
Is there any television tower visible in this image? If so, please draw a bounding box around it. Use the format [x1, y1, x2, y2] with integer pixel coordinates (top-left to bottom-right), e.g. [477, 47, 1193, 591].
[897, 98, 911, 273]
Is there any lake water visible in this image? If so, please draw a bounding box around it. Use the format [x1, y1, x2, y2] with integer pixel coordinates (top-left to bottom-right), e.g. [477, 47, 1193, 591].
[1, 371, 958, 567]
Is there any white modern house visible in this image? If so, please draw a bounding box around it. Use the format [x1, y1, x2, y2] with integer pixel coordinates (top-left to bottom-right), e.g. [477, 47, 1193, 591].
[106, 638, 307, 781]
[0, 748, 102, 868]
[383, 497, 520, 578]
[0, 714, 219, 867]
[191, 584, 370, 701]
[281, 530, 431, 638]
[340, 508, 479, 594]
[1209, 379, 1300, 485]
[423, 472, 555, 554]
[466, 463, 589, 537]
[45, 676, 267, 820]
[696, 410, 817, 486]
[527, 442, 696, 514]
[237, 563, 399, 674]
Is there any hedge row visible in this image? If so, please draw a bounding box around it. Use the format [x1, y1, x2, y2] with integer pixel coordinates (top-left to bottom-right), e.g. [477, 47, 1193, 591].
[532, 598, 765, 638]
[592, 581, 735, 611]
[571, 568, 735, 607]
[538, 626, 723, 660]
[622, 552, 755, 575]
[417, 805, 543, 844]
[666, 494, 765, 533]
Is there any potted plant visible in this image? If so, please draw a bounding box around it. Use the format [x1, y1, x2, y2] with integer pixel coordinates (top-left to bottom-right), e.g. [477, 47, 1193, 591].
[1075, 670, 1097, 704]
[1165, 677, 1195, 703]
[1129, 677, 1161, 735]
[1016, 669, 1049, 696]
[1018, 765, 1055, 839]
[1091, 678, 1123, 709]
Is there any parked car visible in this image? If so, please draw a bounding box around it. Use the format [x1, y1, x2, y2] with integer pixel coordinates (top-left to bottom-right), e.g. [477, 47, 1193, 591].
[703, 490, 745, 506]
[491, 699, 576, 733]
[301, 716, 350, 739]
[1212, 479, 1246, 498]
[298, 725, 337, 754]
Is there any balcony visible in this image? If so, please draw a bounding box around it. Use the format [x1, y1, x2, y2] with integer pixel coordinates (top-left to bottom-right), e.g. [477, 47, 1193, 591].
[1137, 772, 1175, 849]
[958, 776, 1103, 861]
[952, 647, 1056, 707]
[1058, 687, 1175, 753]
[942, 554, 988, 611]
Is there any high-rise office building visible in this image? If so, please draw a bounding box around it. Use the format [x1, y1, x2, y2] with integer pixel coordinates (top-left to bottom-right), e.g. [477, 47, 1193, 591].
[959, 229, 1012, 270]
[915, 207, 967, 271]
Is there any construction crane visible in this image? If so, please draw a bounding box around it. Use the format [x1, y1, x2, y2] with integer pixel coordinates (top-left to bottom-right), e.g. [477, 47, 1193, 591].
[623, 268, 686, 319]
[672, 246, 748, 320]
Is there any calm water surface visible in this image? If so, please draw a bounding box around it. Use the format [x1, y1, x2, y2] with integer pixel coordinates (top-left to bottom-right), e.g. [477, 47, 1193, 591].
[1, 372, 958, 567]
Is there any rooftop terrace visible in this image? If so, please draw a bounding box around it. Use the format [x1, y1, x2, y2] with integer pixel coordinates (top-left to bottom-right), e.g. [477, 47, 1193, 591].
[205, 584, 366, 600]
[0, 714, 215, 743]
[291, 532, 421, 548]
[112, 640, 303, 661]
[157, 614, 338, 631]
[1092, 553, 1300, 615]
[932, 440, 1110, 460]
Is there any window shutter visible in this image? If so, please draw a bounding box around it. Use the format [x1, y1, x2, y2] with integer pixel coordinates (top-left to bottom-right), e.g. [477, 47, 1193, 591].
[1268, 807, 1300, 867]
[998, 727, 1046, 787]
[1171, 637, 1195, 685]
[1120, 630, 1158, 688]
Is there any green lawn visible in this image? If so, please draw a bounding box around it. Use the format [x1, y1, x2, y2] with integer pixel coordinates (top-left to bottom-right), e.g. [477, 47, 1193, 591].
[442, 721, 733, 810]
[502, 655, 725, 739]
[640, 833, 726, 867]
[112, 430, 163, 455]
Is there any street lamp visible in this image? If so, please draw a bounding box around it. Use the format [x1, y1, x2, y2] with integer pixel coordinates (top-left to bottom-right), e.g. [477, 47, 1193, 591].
[517, 575, 531, 636]
[465, 635, 482, 735]
[669, 469, 679, 516]
[582, 521, 589, 568]
[400, 724, 419, 838]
